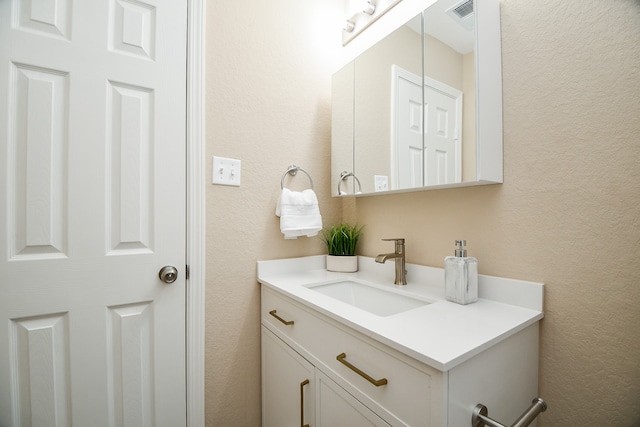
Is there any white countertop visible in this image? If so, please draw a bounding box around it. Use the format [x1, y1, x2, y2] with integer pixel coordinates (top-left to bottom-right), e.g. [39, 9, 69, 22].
[257, 255, 544, 371]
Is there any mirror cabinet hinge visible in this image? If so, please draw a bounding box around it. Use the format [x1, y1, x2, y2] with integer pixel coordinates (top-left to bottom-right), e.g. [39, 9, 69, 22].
[186, 264, 190, 280]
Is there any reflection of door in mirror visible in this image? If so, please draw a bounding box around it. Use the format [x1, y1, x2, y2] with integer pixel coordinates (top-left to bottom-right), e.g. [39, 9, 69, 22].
[423, 77, 462, 185]
[391, 68, 462, 189]
[391, 65, 422, 190]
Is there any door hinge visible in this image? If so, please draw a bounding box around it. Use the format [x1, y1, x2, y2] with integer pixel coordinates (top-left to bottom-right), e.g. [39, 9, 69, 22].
[186, 264, 190, 280]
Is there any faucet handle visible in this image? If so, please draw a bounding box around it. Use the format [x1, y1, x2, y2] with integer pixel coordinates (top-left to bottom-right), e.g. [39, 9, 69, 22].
[382, 238, 405, 253]
[382, 238, 404, 243]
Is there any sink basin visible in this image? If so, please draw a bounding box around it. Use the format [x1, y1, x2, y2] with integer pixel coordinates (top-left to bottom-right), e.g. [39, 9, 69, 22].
[306, 280, 430, 316]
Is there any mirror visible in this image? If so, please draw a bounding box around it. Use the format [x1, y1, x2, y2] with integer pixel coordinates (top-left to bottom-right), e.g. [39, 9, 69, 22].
[331, 0, 502, 196]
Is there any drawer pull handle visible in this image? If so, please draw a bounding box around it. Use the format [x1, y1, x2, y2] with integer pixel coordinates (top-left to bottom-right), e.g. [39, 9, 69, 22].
[336, 352, 388, 387]
[269, 309, 294, 325]
[300, 379, 310, 427]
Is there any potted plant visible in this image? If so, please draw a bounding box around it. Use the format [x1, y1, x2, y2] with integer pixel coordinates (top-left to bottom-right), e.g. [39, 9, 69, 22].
[321, 223, 364, 272]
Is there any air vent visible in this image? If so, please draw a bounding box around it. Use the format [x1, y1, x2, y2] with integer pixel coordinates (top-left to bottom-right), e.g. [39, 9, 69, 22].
[446, 0, 474, 30]
[452, 0, 473, 19]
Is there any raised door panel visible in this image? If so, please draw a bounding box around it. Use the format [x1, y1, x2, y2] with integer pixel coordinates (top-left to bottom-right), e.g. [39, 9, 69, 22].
[8, 64, 69, 259]
[10, 313, 72, 426]
[14, 0, 72, 40]
[106, 81, 154, 254]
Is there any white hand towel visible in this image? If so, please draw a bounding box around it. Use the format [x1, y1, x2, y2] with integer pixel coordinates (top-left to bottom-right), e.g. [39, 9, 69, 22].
[276, 188, 323, 239]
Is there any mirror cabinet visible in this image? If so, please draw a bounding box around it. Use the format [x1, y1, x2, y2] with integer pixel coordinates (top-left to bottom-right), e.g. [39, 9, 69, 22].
[331, 0, 502, 196]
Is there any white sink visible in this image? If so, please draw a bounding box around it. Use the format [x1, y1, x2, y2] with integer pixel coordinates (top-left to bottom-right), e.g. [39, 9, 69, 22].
[306, 280, 430, 316]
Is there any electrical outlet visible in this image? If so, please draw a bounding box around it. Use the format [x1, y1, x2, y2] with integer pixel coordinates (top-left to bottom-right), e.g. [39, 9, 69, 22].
[212, 156, 241, 186]
[374, 175, 388, 192]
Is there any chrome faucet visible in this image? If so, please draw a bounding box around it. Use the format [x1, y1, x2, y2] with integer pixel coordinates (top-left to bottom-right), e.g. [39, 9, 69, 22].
[375, 238, 406, 285]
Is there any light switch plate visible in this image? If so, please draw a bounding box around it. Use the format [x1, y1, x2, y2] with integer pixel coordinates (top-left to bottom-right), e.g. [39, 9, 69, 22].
[212, 156, 241, 186]
[374, 175, 388, 192]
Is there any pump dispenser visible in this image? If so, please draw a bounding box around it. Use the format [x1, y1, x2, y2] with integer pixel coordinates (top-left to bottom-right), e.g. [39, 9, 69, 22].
[444, 240, 478, 305]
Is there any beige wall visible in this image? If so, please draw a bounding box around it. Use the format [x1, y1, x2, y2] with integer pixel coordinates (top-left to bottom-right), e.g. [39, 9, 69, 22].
[206, 0, 640, 425]
[205, 0, 343, 424]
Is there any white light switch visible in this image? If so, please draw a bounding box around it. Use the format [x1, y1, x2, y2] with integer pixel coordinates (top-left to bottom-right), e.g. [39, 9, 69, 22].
[212, 156, 241, 186]
[374, 175, 388, 192]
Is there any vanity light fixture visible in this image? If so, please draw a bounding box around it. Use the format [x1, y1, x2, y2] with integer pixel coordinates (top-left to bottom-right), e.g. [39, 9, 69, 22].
[344, 19, 356, 33]
[363, 1, 376, 15]
[342, 0, 402, 46]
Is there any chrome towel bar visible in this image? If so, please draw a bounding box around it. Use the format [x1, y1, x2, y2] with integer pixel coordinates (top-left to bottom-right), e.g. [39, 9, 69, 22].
[472, 398, 547, 427]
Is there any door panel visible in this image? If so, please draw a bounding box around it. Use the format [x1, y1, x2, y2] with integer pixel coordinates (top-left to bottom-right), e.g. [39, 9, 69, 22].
[424, 78, 462, 186]
[395, 69, 424, 190]
[0, 1, 187, 426]
[262, 327, 316, 427]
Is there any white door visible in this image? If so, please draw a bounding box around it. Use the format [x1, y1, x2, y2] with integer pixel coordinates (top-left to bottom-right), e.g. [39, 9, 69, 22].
[392, 66, 423, 190]
[0, 1, 187, 426]
[424, 77, 462, 186]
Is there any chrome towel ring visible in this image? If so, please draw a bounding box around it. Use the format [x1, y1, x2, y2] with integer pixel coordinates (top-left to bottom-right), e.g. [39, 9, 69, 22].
[337, 171, 362, 195]
[281, 165, 314, 190]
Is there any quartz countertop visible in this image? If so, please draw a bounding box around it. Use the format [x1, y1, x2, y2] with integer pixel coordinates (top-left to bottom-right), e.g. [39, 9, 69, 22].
[257, 255, 544, 371]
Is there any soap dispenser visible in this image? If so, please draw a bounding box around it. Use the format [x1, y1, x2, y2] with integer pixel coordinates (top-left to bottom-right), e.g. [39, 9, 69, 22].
[445, 240, 478, 305]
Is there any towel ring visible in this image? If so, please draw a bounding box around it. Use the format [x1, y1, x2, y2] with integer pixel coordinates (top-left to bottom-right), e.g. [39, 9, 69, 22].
[281, 165, 314, 190]
[338, 171, 362, 195]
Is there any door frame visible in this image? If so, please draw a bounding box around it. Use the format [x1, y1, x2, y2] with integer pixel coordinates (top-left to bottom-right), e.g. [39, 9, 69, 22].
[186, 0, 206, 426]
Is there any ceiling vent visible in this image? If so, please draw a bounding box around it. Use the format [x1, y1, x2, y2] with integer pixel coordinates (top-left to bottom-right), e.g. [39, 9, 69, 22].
[446, 0, 474, 30]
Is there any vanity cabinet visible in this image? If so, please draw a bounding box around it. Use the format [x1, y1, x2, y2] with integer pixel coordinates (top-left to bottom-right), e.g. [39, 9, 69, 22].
[262, 287, 444, 426]
[261, 283, 541, 427]
[259, 256, 543, 427]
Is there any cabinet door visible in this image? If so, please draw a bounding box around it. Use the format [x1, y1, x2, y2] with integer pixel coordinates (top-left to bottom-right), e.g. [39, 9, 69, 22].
[316, 371, 391, 427]
[262, 327, 315, 427]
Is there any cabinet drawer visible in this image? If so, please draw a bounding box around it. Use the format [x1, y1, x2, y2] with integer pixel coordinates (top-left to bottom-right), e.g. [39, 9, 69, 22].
[262, 286, 443, 427]
[261, 286, 319, 353]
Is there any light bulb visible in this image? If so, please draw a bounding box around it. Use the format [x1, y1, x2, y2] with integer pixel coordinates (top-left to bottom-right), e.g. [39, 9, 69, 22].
[363, 1, 375, 15]
[343, 19, 355, 32]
